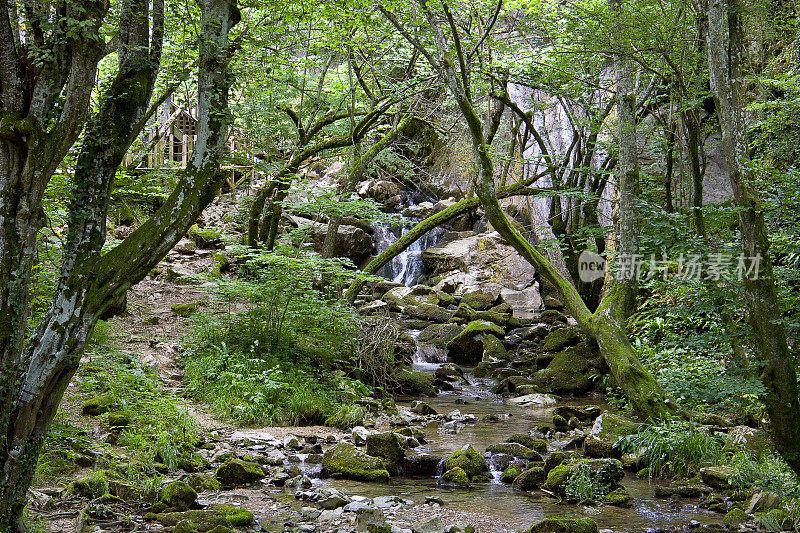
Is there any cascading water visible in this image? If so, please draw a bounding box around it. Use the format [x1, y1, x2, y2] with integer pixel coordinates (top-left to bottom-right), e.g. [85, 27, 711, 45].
[373, 220, 443, 286]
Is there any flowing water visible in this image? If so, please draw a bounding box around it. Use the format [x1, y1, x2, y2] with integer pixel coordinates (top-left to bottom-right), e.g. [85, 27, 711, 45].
[321, 361, 718, 532]
[373, 223, 443, 286]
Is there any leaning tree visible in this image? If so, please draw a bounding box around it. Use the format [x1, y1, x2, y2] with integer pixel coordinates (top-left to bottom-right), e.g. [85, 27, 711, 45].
[0, 0, 240, 529]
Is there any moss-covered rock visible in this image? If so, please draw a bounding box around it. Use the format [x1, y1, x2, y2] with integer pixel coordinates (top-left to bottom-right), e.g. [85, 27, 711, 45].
[603, 487, 633, 508]
[160, 481, 197, 511]
[365, 432, 404, 476]
[482, 334, 508, 360]
[501, 466, 522, 484]
[544, 453, 569, 478]
[461, 290, 498, 311]
[82, 394, 114, 416]
[700, 466, 737, 490]
[187, 474, 222, 493]
[322, 442, 390, 482]
[723, 508, 748, 528]
[531, 344, 597, 394]
[486, 442, 543, 461]
[107, 411, 131, 429]
[440, 467, 471, 487]
[214, 459, 265, 487]
[507, 434, 548, 454]
[188, 224, 224, 249]
[541, 327, 581, 352]
[447, 320, 506, 365]
[542, 464, 571, 494]
[394, 369, 436, 396]
[525, 517, 598, 533]
[67, 472, 108, 498]
[171, 302, 200, 317]
[512, 467, 546, 491]
[417, 323, 464, 348]
[146, 504, 253, 531]
[444, 445, 489, 479]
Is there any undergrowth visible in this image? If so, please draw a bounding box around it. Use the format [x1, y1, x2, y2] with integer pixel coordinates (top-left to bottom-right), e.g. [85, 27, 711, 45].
[34, 322, 197, 499]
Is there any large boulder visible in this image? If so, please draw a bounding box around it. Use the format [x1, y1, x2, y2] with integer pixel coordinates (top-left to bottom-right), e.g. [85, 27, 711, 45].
[530, 343, 601, 394]
[584, 411, 640, 459]
[444, 445, 489, 479]
[215, 459, 265, 487]
[366, 433, 405, 476]
[446, 320, 505, 365]
[394, 369, 436, 396]
[286, 215, 373, 264]
[417, 323, 464, 348]
[160, 481, 198, 511]
[322, 442, 390, 482]
[421, 232, 538, 292]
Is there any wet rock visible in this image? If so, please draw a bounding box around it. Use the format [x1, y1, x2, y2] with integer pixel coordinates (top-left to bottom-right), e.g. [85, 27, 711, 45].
[321, 442, 390, 482]
[544, 451, 569, 474]
[404, 454, 443, 476]
[723, 508, 748, 528]
[440, 467, 470, 487]
[214, 458, 265, 487]
[444, 445, 489, 479]
[411, 401, 438, 415]
[394, 369, 437, 396]
[554, 406, 603, 422]
[583, 437, 620, 459]
[512, 466, 546, 490]
[486, 442, 543, 461]
[434, 363, 464, 383]
[284, 435, 302, 449]
[366, 432, 405, 476]
[524, 517, 598, 533]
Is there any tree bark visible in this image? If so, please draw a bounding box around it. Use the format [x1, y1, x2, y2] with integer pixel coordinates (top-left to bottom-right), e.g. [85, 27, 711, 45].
[707, 0, 800, 475]
[0, 0, 239, 528]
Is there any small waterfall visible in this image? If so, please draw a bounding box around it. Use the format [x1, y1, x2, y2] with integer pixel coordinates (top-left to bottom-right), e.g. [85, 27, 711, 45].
[373, 222, 443, 286]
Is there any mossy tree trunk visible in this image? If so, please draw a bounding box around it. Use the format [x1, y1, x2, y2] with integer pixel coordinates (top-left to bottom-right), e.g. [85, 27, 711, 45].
[0, 1, 239, 529]
[381, 0, 677, 421]
[707, 0, 800, 476]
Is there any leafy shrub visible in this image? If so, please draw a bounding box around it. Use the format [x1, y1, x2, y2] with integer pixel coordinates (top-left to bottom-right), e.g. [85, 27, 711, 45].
[616, 418, 724, 477]
[729, 451, 800, 497]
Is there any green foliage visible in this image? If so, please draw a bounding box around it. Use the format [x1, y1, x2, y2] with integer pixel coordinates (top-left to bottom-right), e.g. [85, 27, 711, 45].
[182, 245, 371, 426]
[616, 419, 725, 478]
[324, 404, 368, 430]
[634, 345, 765, 414]
[729, 451, 800, 497]
[564, 462, 613, 503]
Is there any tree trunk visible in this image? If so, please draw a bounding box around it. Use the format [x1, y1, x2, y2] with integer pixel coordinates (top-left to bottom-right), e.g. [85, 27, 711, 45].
[707, 0, 800, 474]
[385, 0, 676, 421]
[0, 0, 239, 528]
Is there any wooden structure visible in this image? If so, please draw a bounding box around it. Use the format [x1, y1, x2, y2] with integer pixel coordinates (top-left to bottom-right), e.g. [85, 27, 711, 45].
[125, 100, 255, 191]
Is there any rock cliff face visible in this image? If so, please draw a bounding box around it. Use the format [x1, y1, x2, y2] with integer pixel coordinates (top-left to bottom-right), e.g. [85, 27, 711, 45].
[421, 231, 543, 318]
